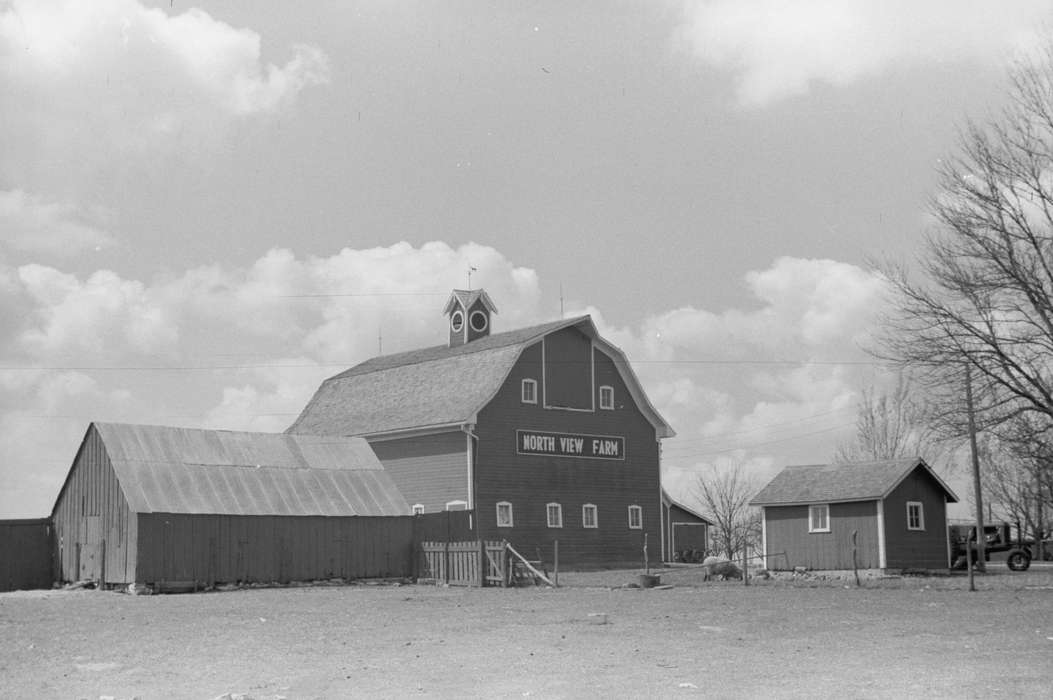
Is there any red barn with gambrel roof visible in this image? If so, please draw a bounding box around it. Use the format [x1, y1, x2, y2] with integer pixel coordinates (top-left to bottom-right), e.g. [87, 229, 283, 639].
[750, 458, 958, 571]
[290, 290, 675, 569]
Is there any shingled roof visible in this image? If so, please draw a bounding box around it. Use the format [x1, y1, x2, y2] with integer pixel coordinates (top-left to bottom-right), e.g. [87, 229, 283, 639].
[749, 458, 958, 506]
[66, 423, 409, 517]
[288, 315, 674, 438]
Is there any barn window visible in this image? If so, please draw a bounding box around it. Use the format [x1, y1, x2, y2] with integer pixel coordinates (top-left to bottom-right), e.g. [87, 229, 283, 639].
[906, 501, 925, 531]
[445, 500, 468, 511]
[496, 501, 514, 527]
[808, 504, 830, 533]
[412, 504, 425, 516]
[582, 503, 598, 528]
[599, 385, 614, 410]
[521, 378, 537, 404]
[628, 504, 642, 529]
[547, 503, 563, 528]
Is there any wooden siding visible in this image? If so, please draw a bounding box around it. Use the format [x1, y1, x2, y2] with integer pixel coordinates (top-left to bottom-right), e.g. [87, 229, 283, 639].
[543, 327, 593, 410]
[369, 431, 467, 512]
[764, 501, 880, 570]
[0, 519, 54, 591]
[135, 514, 415, 585]
[665, 504, 709, 557]
[51, 425, 137, 584]
[883, 466, 950, 569]
[475, 343, 661, 569]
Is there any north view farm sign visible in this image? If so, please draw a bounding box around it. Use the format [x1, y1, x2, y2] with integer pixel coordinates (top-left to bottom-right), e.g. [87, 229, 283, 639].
[516, 430, 625, 460]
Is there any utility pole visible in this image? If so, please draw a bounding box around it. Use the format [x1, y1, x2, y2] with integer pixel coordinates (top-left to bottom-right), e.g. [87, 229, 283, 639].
[965, 364, 987, 572]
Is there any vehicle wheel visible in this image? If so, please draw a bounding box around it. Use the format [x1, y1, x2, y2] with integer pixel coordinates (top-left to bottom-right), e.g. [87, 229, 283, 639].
[1006, 549, 1031, 571]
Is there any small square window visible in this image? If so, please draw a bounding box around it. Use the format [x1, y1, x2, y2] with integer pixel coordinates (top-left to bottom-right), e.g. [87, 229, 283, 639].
[582, 504, 598, 528]
[599, 385, 614, 410]
[906, 501, 925, 531]
[809, 504, 830, 533]
[411, 504, 425, 516]
[547, 503, 563, 528]
[628, 504, 642, 529]
[497, 501, 514, 528]
[521, 379, 537, 404]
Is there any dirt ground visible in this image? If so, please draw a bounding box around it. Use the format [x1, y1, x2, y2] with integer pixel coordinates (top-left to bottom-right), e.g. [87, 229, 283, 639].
[1, 565, 1051, 699]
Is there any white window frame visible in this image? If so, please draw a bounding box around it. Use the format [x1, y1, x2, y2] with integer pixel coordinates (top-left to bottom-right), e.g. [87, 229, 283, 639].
[496, 501, 514, 528]
[521, 378, 537, 404]
[808, 504, 830, 533]
[906, 501, 925, 531]
[445, 499, 468, 511]
[582, 503, 598, 529]
[469, 309, 489, 332]
[599, 385, 614, 410]
[411, 503, 425, 516]
[628, 504, 642, 529]
[546, 502, 563, 528]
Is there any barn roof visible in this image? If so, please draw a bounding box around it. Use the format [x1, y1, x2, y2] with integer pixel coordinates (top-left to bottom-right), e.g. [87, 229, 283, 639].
[90, 423, 409, 517]
[662, 489, 714, 525]
[288, 315, 674, 438]
[749, 458, 958, 507]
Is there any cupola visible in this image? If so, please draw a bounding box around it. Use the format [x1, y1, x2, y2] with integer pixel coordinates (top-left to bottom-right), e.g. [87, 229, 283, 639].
[443, 289, 498, 347]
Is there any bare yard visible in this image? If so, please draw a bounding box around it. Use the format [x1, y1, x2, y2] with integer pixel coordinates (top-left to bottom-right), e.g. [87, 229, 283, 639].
[1, 567, 1051, 699]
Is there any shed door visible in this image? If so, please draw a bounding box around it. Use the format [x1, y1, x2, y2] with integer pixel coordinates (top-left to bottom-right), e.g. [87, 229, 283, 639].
[672, 523, 708, 555]
[78, 516, 102, 581]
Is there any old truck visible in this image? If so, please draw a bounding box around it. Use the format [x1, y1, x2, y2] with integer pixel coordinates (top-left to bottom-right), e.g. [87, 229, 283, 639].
[949, 522, 1050, 571]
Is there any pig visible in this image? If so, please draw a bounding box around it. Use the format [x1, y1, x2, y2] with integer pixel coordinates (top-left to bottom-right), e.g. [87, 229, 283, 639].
[702, 556, 743, 581]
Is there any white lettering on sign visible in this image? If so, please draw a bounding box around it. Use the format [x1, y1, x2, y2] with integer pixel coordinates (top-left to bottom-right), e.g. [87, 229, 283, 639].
[516, 430, 625, 460]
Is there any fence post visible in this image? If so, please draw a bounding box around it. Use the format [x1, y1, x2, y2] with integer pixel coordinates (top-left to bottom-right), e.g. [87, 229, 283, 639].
[478, 539, 485, 587]
[443, 541, 449, 585]
[553, 540, 559, 587]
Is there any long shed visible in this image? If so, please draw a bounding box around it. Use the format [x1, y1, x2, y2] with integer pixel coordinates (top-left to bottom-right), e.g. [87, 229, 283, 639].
[750, 458, 958, 571]
[51, 423, 411, 587]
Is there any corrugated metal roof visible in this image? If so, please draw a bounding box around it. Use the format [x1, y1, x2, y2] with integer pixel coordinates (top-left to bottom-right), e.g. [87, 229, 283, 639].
[288, 315, 675, 438]
[749, 458, 958, 506]
[94, 423, 409, 516]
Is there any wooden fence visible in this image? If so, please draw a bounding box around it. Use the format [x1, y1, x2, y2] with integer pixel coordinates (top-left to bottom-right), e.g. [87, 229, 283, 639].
[419, 540, 507, 587]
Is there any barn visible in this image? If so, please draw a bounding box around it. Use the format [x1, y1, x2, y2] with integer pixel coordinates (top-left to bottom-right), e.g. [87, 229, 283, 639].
[51, 422, 412, 588]
[750, 458, 958, 572]
[290, 289, 676, 569]
[661, 491, 712, 562]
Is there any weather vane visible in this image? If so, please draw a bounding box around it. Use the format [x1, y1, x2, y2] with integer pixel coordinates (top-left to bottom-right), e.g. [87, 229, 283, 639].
[467, 266, 477, 289]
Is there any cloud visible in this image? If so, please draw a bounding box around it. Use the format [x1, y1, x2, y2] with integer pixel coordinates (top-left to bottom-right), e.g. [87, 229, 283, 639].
[0, 0, 330, 177]
[677, 0, 1051, 106]
[0, 189, 114, 255]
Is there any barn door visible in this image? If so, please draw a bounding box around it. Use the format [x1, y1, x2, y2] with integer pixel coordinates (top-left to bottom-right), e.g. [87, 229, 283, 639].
[78, 516, 102, 581]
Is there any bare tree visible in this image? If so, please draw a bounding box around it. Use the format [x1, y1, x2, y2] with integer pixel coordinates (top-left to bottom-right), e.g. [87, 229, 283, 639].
[694, 462, 762, 562]
[878, 46, 1053, 433]
[876, 46, 1053, 552]
[834, 372, 938, 463]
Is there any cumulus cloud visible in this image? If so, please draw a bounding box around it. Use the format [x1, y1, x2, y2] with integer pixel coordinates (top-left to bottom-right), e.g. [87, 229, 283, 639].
[0, 190, 114, 255]
[0, 0, 330, 176]
[678, 0, 1051, 106]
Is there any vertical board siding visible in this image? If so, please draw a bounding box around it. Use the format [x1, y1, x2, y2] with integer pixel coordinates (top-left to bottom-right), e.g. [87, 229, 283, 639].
[764, 501, 880, 570]
[0, 519, 53, 591]
[883, 467, 951, 569]
[542, 328, 593, 409]
[51, 426, 137, 584]
[135, 513, 415, 585]
[474, 341, 663, 569]
[369, 432, 467, 512]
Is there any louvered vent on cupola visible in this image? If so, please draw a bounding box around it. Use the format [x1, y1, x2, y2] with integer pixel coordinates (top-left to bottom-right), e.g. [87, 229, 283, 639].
[443, 289, 498, 347]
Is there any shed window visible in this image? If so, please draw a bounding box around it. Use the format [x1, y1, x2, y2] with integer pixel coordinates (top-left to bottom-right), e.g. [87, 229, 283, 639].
[906, 501, 925, 531]
[809, 504, 830, 533]
[521, 378, 537, 404]
[547, 503, 563, 528]
[599, 385, 614, 410]
[628, 504, 643, 529]
[412, 503, 425, 516]
[496, 501, 514, 527]
[582, 503, 598, 528]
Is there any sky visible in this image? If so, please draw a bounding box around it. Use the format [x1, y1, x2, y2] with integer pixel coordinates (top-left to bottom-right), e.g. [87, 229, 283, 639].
[2, 0, 1051, 518]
